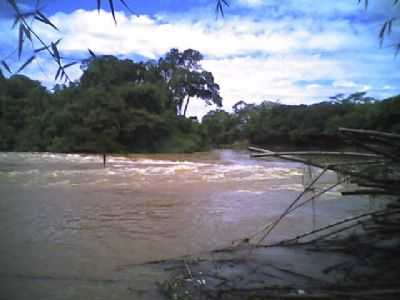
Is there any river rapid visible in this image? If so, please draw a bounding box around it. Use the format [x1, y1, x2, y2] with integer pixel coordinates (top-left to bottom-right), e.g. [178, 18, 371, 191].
[0, 150, 370, 298]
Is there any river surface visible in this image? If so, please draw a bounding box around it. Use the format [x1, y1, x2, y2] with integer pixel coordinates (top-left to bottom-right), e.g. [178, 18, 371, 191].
[0, 150, 370, 299]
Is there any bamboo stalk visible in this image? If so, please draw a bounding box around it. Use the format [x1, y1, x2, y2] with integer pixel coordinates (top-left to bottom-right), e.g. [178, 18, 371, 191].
[249, 146, 399, 187]
[251, 151, 382, 158]
[339, 127, 400, 140]
[329, 160, 388, 166]
[343, 137, 400, 161]
[249, 146, 328, 170]
[341, 189, 399, 196]
[278, 208, 397, 245]
[306, 221, 362, 244]
[255, 167, 330, 245]
[290, 180, 346, 212]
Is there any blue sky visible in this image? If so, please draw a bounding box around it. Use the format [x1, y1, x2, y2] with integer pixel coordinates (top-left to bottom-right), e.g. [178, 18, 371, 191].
[1, 0, 399, 118]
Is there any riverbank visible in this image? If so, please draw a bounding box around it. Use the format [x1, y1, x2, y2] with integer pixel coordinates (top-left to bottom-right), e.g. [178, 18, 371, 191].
[144, 209, 400, 300]
[53, 228, 396, 300]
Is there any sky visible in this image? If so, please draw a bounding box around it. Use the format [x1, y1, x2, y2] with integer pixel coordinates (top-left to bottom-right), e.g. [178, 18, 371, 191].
[1, 0, 400, 119]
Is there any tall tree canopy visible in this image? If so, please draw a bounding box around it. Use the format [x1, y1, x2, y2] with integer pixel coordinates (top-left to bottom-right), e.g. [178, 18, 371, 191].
[158, 48, 222, 116]
[0, 50, 215, 153]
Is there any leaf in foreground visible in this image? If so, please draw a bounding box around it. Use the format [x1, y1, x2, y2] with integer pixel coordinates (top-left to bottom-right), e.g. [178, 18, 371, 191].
[16, 55, 36, 73]
[1, 60, 12, 73]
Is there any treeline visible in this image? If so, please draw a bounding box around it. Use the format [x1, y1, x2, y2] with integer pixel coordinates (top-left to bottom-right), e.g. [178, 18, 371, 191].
[1, 48, 399, 153]
[0, 49, 222, 153]
[203, 93, 400, 148]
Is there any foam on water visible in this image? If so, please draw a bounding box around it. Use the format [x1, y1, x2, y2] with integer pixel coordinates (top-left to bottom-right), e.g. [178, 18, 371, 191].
[236, 190, 264, 195]
[0, 151, 306, 188]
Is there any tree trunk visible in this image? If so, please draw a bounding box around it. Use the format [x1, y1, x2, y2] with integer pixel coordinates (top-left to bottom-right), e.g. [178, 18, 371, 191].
[183, 96, 190, 117]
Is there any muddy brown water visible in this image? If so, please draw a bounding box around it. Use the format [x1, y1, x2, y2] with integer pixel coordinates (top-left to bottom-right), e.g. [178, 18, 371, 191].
[0, 150, 371, 299]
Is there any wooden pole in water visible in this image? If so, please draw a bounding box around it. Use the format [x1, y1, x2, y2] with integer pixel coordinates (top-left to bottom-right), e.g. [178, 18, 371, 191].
[103, 153, 106, 168]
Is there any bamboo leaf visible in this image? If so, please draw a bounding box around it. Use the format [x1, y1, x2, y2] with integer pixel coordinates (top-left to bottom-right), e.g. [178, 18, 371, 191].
[12, 12, 35, 28]
[22, 24, 32, 41]
[379, 21, 387, 46]
[34, 39, 61, 53]
[6, 0, 19, 13]
[12, 15, 20, 29]
[34, 45, 47, 53]
[60, 70, 65, 81]
[51, 42, 60, 62]
[18, 23, 24, 59]
[215, 0, 229, 18]
[1, 60, 12, 73]
[16, 55, 35, 73]
[63, 61, 77, 69]
[119, 0, 133, 13]
[222, 0, 230, 7]
[357, 0, 368, 10]
[109, 0, 117, 24]
[395, 44, 400, 57]
[35, 11, 59, 31]
[216, 1, 224, 18]
[88, 49, 96, 58]
[55, 67, 62, 80]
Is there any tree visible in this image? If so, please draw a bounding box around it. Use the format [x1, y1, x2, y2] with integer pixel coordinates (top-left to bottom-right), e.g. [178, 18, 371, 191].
[80, 55, 148, 87]
[0, 52, 217, 153]
[158, 48, 222, 116]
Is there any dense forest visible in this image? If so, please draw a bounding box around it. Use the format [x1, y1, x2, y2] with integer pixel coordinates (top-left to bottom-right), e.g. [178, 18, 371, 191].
[0, 48, 222, 153]
[1, 48, 399, 153]
[203, 93, 400, 148]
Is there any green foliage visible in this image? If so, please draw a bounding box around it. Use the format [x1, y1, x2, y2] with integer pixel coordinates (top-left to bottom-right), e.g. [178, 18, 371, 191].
[203, 95, 400, 148]
[2, 48, 400, 153]
[0, 51, 217, 153]
[158, 48, 222, 116]
[0, 75, 50, 151]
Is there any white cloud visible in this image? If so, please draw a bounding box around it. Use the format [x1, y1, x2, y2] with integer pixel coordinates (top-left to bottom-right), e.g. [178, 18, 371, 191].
[201, 54, 344, 111]
[34, 8, 373, 60]
[332, 80, 371, 93]
[236, 0, 265, 8]
[333, 80, 358, 88]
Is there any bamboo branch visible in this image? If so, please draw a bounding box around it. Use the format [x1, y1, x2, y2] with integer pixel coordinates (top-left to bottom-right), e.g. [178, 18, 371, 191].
[249, 146, 400, 187]
[339, 127, 400, 140]
[255, 167, 330, 245]
[343, 137, 400, 161]
[251, 151, 382, 158]
[278, 208, 398, 245]
[306, 221, 363, 244]
[248, 146, 327, 170]
[341, 189, 399, 196]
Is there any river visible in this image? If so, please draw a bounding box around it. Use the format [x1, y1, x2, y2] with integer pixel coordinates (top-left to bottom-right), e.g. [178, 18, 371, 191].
[0, 150, 370, 299]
